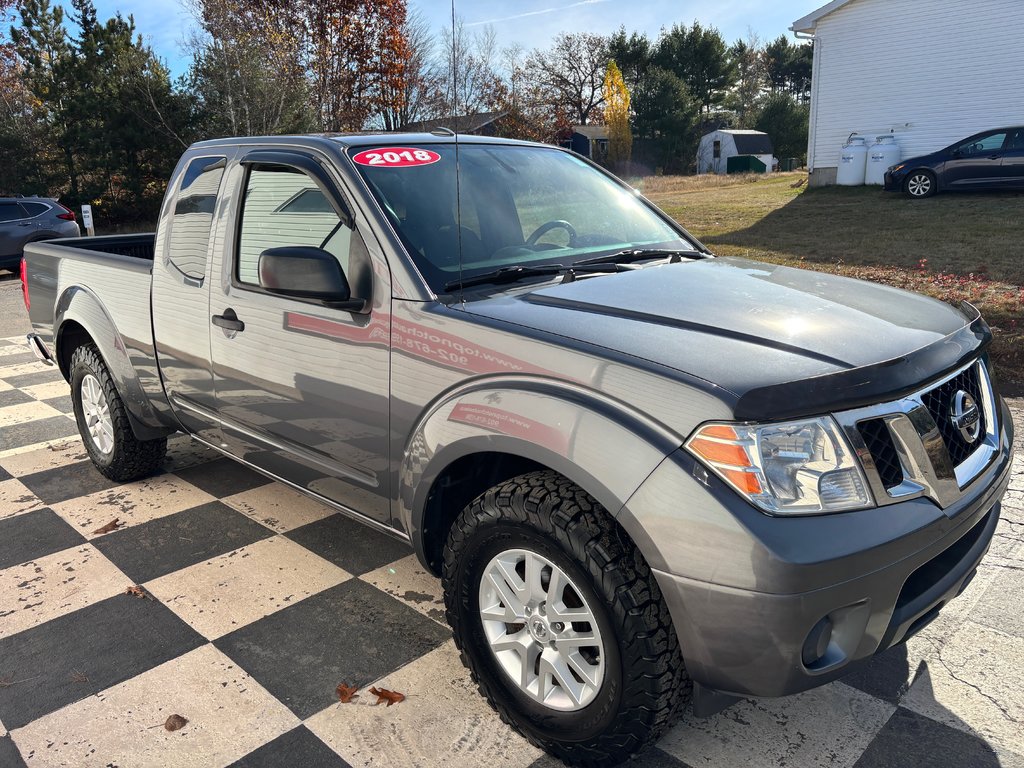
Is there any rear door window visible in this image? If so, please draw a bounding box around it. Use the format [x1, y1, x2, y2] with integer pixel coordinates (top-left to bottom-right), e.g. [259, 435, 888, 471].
[0, 203, 26, 222]
[167, 156, 225, 280]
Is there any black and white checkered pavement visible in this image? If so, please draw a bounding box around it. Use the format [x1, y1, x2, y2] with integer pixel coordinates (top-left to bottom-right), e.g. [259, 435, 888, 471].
[0, 334, 1022, 768]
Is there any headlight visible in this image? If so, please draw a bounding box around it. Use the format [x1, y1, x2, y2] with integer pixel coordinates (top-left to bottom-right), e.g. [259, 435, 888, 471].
[889, 163, 905, 173]
[685, 417, 872, 515]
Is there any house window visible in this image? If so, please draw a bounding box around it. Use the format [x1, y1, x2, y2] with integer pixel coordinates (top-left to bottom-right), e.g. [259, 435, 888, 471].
[713, 140, 721, 159]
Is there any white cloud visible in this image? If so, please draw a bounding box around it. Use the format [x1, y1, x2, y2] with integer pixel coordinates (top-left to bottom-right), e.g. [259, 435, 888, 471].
[465, 0, 611, 27]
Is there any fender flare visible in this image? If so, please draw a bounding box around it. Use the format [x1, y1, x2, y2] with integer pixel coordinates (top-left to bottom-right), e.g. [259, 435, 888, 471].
[398, 376, 685, 569]
[55, 285, 173, 441]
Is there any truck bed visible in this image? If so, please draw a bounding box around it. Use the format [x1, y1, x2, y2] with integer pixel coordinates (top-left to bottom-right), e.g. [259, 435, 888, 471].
[23, 233, 167, 432]
[24, 234, 157, 344]
[40, 233, 156, 261]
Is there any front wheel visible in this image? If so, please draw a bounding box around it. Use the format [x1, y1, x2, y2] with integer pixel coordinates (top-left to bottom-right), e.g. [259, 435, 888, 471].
[70, 344, 166, 482]
[443, 471, 689, 767]
[904, 170, 937, 198]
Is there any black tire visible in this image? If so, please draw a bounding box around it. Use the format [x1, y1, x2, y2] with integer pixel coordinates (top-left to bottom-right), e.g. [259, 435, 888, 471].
[443, 471, 689, 767]
[70, 344, 166, 482]
[903, 170, 937, 199]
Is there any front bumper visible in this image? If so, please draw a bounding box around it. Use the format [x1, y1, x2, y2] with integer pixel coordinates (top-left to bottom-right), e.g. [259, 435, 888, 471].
[622, 398, 1013, 703]
[883, 170, 905, 191]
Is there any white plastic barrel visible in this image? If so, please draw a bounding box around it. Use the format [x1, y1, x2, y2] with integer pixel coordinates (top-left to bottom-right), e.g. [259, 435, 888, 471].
[837, 136, 868, 185]
[865, 135, 901, 185]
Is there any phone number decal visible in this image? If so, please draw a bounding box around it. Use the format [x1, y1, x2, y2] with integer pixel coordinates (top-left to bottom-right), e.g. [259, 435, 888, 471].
[351, 147, 441, 168]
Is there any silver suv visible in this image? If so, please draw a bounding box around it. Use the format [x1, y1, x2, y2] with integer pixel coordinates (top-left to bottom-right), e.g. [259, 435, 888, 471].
[0, 198, 81, 272]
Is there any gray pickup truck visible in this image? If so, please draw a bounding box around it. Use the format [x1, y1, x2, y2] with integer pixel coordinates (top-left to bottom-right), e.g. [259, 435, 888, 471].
[22, 134, 1013, 767]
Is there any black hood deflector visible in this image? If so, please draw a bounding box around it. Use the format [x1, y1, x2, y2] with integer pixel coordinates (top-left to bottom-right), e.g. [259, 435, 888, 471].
[733, 314, 991, 420]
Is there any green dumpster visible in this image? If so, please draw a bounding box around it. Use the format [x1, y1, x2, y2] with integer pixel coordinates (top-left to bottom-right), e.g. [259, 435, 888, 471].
[727, 155, 767, 174]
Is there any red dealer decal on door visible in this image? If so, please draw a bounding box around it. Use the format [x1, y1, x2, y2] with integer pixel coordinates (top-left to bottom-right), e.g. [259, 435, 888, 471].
[351, 148, 441, 168]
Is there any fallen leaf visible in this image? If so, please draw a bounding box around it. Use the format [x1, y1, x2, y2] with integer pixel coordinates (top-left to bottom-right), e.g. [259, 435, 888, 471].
[70, 668, 89, 684]
[93, 518, 123, 535]
[164, 714, 188, 732]
[125, 585, 147, 599]
[369, 686, 405, 706]
[336, 682, 360, 703]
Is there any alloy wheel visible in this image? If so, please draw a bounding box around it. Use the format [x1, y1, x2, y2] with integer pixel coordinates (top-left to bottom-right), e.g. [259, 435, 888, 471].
[907, 173, 933, 197]
[478, 548, 605, 711]
[80, 373, 114, 454]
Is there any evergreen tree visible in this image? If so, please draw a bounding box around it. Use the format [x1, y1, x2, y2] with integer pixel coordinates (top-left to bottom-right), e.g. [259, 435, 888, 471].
[11, 0, 81, 198]
[754, 92, 809, 161]
[655, 22, 736, 119]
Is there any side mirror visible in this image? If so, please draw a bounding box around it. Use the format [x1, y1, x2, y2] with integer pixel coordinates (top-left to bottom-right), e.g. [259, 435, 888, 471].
[951, 148, 962, 158]
[258, 246, 367, 312]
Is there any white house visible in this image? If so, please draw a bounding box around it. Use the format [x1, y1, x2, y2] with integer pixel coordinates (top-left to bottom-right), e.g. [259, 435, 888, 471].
[696, 130, 774, 174]
[792, 0, 1024, 186]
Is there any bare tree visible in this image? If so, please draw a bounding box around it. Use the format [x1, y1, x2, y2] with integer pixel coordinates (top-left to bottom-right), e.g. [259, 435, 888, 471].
[501, 42, 526, 110]
[375, 8, 442, 130]
[437, 19, 505, 117]
[728, 29, 765, 126]
[527, 32, 609, 125]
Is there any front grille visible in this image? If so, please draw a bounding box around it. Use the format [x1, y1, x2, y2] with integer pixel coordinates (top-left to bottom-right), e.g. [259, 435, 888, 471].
[920, 365, 986, 467]
[836, 359, 998, 509]
[858, 418, 904, 490]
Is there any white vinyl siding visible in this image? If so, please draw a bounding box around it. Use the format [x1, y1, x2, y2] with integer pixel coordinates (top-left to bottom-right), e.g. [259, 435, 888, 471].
[805, 0, 1024, 173]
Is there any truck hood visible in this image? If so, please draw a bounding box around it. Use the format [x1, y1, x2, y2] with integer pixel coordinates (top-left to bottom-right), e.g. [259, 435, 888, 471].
[462, 257, 985, 418]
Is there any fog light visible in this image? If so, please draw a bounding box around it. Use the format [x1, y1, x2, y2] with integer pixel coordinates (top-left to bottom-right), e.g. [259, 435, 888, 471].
[802, 617, 834, 666]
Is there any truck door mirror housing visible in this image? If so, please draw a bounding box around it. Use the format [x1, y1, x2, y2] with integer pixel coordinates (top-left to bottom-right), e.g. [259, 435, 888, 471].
[258, 246, 368, 312]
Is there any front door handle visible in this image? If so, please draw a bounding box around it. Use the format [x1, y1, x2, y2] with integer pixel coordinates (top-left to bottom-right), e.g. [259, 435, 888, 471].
[212, 309, 245, 332]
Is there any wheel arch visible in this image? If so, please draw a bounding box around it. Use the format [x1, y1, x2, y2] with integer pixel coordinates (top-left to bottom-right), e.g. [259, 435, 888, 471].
[904, 167, 939, 195]
[56, 286, 173, 441]
[400, 377, 683, 575]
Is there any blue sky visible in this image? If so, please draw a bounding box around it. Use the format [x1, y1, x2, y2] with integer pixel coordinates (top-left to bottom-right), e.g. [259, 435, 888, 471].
[86, 0, 825, 78]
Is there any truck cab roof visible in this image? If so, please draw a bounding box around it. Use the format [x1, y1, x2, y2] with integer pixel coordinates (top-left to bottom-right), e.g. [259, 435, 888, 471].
[189, 132, 544, 151]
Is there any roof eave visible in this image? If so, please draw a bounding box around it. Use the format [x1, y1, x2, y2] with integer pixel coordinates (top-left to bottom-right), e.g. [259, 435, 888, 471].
[790, 0, 857, 35]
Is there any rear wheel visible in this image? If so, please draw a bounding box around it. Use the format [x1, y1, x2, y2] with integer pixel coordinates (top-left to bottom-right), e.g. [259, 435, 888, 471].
[70, 344, 166, 482]
[443, 471, 689, 767]
[904, 170, 936, 198]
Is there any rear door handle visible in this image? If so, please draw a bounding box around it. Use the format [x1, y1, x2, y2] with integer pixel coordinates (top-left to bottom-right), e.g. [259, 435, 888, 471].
[212, 309, 245, 332]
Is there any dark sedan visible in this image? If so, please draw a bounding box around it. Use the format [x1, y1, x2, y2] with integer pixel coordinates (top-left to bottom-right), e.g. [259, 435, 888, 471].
[884, 127, 1024, 198]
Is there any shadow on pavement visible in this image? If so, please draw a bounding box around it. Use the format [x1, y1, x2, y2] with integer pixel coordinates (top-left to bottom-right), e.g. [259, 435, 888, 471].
[844, 643, 1005, 767]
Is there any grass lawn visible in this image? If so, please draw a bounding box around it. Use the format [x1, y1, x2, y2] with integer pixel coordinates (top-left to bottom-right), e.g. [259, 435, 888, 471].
[641, 172, 1024, 391]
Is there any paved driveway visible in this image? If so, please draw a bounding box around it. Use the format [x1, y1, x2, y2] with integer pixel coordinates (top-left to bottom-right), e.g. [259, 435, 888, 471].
[0, 325, 1021, 767]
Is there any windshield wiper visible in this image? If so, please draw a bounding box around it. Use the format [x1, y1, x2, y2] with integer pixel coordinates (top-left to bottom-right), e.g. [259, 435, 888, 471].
[443, 262, 632, 292]
[573, 248, 705, 267]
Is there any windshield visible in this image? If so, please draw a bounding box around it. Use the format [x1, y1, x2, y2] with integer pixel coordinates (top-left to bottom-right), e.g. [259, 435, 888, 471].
[350, 143, 694, 292]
